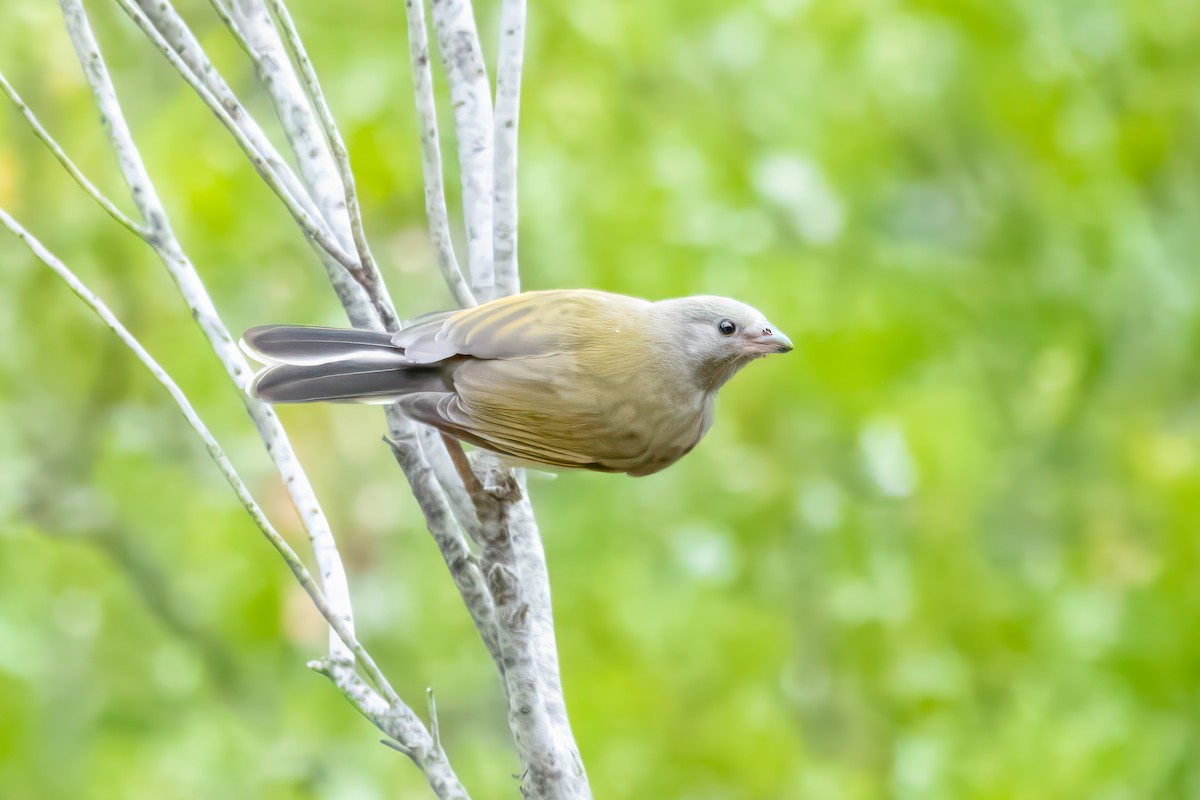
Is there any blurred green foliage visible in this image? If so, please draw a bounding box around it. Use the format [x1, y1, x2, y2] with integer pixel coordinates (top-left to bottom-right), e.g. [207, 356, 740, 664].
[2, 0, 1199, 797]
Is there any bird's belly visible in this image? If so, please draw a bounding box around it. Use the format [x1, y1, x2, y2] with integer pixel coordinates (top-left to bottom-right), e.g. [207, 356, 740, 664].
[584, 385, 710, 474]
[453, 355, 711, 474]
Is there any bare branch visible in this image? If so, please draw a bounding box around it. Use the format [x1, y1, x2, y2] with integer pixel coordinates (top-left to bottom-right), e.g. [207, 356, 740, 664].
[429, 0, 495, 300]
[493, 0, 526, 297]
[52, 11, 479, 797]
[0, 72, 144, 239]
[209, 0, 503, 665]
[59, 0, 363, 672]
[417, 1, 592, 794]
[401, 0, 477, 308]
[208, 0, 503, 662]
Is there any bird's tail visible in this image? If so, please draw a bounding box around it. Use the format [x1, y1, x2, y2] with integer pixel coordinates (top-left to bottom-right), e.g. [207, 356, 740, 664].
[241, 325, 445, 404]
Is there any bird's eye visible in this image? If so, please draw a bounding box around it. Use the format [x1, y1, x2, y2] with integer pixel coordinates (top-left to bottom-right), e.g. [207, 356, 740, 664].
[718, 319, 737, 336]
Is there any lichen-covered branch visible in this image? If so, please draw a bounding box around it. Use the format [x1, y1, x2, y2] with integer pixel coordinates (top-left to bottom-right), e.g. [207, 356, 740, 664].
[429, 0, 496, 299]
[493, 0, 526, 298]
[401, 0, 477, 308]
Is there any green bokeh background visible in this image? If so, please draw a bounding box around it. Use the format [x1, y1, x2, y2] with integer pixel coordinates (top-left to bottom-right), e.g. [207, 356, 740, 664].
[2, 0, 1198, 797]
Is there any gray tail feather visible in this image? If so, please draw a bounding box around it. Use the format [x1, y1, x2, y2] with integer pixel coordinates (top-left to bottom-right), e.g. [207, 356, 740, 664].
[241, 324, 400, 366]
[250, 361, 447, 404]
[242, 325, 445, 404]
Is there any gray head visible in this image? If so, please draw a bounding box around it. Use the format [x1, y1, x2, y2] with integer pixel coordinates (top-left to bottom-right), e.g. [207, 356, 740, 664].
[654, 295, 792, 390]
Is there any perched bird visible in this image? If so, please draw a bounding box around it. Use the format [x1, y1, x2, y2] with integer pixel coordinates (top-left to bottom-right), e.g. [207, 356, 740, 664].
[242, 290, 792, 476]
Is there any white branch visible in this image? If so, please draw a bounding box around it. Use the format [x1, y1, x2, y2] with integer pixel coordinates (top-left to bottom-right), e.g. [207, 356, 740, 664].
[265, 0, 379, 288]
[442, 447, 590, 799]
[421, 0, 591, 794]
[429, 0, 495, 300]
[387, 415, 503, 668]
[492, 0, 526, 298]
[506, 492, 587, 788]
[402, 0, 477, 308]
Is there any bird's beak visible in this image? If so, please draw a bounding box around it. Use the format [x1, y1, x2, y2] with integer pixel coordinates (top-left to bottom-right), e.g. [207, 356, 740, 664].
[755, 327, 793, 354]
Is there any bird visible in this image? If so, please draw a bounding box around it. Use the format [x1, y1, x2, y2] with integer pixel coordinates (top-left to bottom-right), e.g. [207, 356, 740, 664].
[241, 289, 792, 476]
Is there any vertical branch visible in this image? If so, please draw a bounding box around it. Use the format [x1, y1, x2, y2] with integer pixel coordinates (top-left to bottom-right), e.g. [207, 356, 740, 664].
[492, 0, 526, 298]
[429, 0, 495, 300]
[385, 412, 503, 668]
[401, 0, 477, 308]
[418, 1, 592, 796]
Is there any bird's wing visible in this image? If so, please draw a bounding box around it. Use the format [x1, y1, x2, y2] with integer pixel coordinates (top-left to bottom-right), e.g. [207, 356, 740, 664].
[397, 390, 605, 470]
[392, 290, 659, 472]
[391, 289, 634, 364]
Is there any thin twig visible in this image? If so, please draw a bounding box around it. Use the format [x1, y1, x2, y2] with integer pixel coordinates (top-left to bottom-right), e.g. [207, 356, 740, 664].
[0, 72, 145, 239]
[493, 0, 526, 298]
[0, 209, 390, 704]
[134, 0, 377, 326]
[205, 0, 256, 59]
[427, 687, 441, 752]
[402, 0, 476, 308]
[133, 0, 334, 246]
